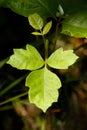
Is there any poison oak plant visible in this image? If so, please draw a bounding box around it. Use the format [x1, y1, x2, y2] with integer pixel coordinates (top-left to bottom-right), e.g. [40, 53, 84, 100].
[7, 13, 78, 112]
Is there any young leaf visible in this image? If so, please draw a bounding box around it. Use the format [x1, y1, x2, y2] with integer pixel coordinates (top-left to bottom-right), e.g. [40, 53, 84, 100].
[43, 21, 52, 35]
[47, 48, 79, 69]
[26, 67, 61, 112]
[58, 4, 64, 15]
[31, 32, 42, 36]
[28, 13, 44, 30]
[7, 44, 44, 70]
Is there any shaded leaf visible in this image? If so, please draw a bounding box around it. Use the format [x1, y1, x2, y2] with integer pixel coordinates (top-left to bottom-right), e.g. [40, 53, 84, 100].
[26, 67, 61, 112]
[28, 13, 44, 30]
[58, 0, 87, 14]
[62, 11, 87, 38]
[43, 21, 52, 35]
[7, 44, 44, 70]
[0, 0, 4, 6]
[1, 0, 87, 18]
[2, 0, 58, 18]
[47, 48, 79, 69]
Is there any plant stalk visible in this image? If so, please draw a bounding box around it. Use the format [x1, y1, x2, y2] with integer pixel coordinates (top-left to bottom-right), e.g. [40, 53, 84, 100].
[0, 91, 28, 106]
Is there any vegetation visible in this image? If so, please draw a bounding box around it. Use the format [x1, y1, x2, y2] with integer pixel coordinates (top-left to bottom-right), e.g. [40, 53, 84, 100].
[0, 0, 87, 130]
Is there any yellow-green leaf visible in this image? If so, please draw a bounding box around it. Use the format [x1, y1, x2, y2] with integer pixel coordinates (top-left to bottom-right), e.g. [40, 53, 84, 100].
[26, 67, 61, 112]
[47, 48, 79, 69]
[31, 32, 42, 36]
[28, 13, 44, 30]
[43, 21, 52, 35]
[7, 44, 44, 70]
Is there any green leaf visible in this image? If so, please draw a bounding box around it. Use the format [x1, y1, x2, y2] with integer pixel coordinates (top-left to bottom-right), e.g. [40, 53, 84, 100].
[28, 13, 44, 30]
[1, 0, 58, 18]
[47, 48, 79, 69]
[7, 44, 44, 70]
[58, 4, 64, 15]
[31, 32, 42, 36]
[0, 0, 4, 6]
[58, 0, 87, 14]
[62, 11, 87, 38]
[26, 67, 61, 112]
[43, 21, 52, 35]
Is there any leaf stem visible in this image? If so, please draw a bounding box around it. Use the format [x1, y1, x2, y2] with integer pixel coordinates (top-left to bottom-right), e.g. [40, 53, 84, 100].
[0, 74, 27, 96]
[42, 35, 49, 68]
[44, 38, 49, 60]
[0, 91, 28, 106]
[40, 29, 49, 66]
[42, 32, 49, 57]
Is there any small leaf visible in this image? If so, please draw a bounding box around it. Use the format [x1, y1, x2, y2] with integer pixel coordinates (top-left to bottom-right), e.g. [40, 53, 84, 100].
[47, 48, 79, 69]
[43, 21, 52, 35]
[31, 32, 42, 36]
[58, 4, 64, 15]
[28, 13, 44, 30]
[26, 67, 61, 112]
[7, 44, 44, 70]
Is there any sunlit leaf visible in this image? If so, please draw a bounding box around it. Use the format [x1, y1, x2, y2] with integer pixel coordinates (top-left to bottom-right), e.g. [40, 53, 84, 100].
[26, 67, 61, 112]
[62, 11, 87, 38]
[43, 21, 52, 35]
[28, 13, 44, 30]
[7, 44, 44, 70]
[31, 32, 42, 36]
[47, 48, 79, 69]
